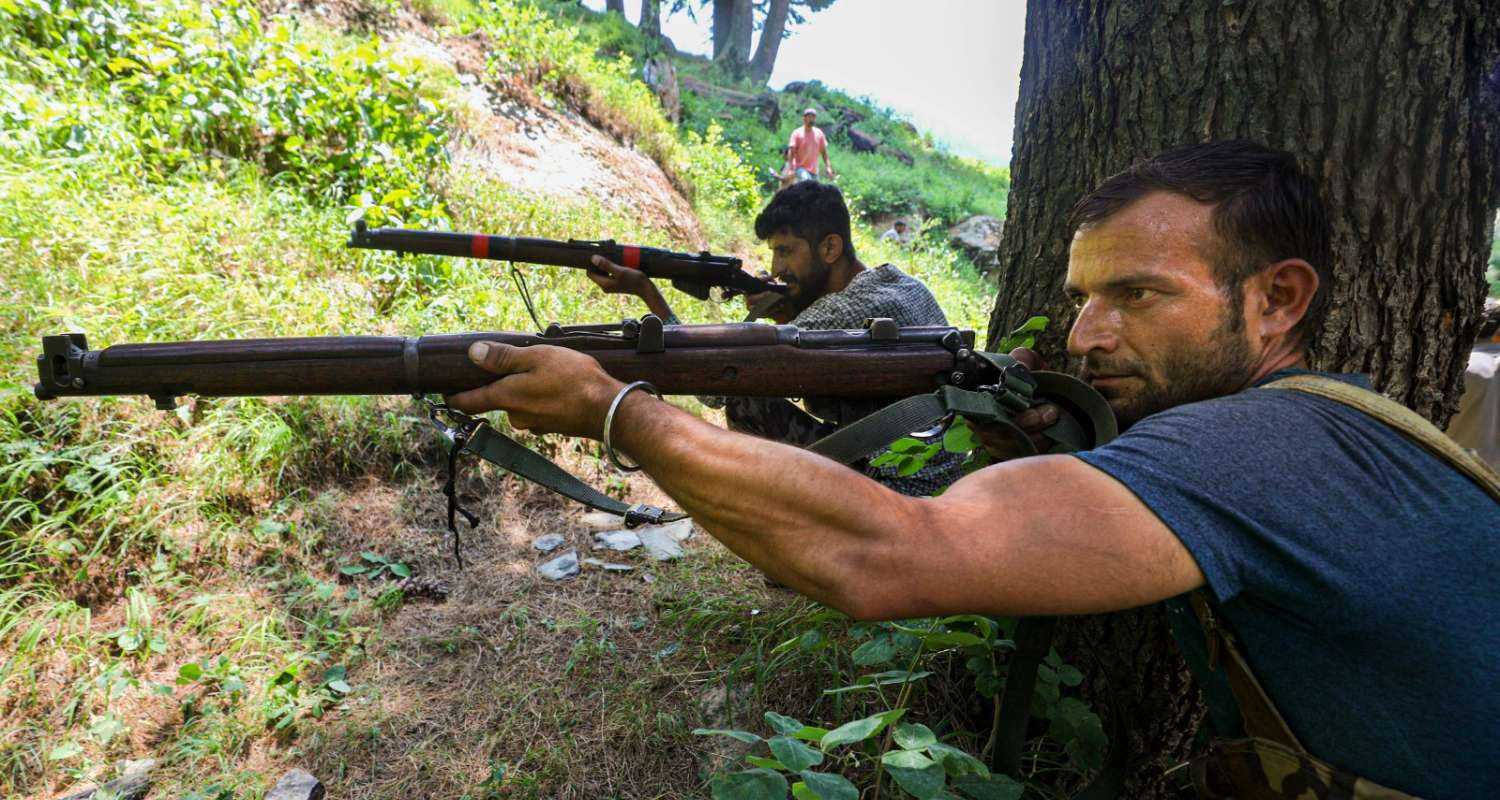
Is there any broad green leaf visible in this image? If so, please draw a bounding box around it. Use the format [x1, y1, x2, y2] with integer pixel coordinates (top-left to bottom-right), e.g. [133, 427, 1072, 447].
[799, 770, 859, 800]
[943, 421, 980, 453]
[339, 564, 367, 575]
[886, 760, 946, 800]
[389, 562, 412, 578]
[882, 749, 937, 770]
[792, 782, 818, 800]
[792, 725, 830, 743]
[897, 454, 927, 476]
[888, 437, 928, 454]
[744, 755, 785, 770]
[361, 551, 384, 563]
[893, 722, 937, 750]
[928, 742, 988, 777]
[323, 665, 347, 682]
[1018, 315, 1050, 333]
[709, 768, 789, 800]
[769, 736, 823, 771]
[692, 728, 762, 744]
[327, 680, 352, 694]
[820, 709, 903, 751]
[1057, 664, 1084, 686]
[952, 773, 1024, 800]
[764, 711, 804, 735]
[177, 662, 204, 683]
[254, 520, 287, 536]
[850, 635, 897, 666]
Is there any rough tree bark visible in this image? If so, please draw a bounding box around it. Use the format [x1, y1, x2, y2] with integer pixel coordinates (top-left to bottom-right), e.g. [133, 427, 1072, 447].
[749, 0, 791, 85]
[604, 0, 625, 15]
[714, 0, 755, 75]
[710, 0, 735, 60]
[987, 2, 1500, 797]
[639, 0, 661, 38]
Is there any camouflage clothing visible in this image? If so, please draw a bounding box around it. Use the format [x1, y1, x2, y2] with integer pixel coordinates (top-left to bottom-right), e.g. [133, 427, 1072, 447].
[727, 264, 964, 496]
[1193, 739, 1420, 800]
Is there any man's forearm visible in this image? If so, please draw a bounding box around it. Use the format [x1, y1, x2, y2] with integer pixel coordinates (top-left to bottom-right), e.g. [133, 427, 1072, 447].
[612, 392, 917, 613]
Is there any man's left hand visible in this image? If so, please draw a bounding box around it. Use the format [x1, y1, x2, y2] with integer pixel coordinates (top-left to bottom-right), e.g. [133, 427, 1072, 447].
[446, 342, 624, 438]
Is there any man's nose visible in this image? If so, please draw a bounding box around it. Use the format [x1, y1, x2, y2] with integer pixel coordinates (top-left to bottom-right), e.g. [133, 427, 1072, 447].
[1067, 301, 1119, 358]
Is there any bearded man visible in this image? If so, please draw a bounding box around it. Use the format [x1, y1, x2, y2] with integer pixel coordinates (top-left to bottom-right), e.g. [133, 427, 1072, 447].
[586, 180, 962, 496]
[448, 141, 1500, 798]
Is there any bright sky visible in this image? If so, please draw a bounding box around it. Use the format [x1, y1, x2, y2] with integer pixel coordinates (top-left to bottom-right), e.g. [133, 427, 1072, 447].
[581, 1, 1026, 165]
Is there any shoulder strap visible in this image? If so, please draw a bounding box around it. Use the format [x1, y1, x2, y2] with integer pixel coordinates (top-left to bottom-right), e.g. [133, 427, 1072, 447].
[1188, 591, 1304, 751]
[1263, 374, 1500, 503]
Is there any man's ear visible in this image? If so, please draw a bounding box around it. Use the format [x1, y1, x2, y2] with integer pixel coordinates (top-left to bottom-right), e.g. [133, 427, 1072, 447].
[819, 233, 844, 265]
[1253, 258, 1320, 339]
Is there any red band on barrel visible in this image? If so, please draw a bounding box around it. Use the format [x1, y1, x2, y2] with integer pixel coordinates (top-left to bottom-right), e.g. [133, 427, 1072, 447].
[471, 235, 490, 259]
[621, 246, 641, 269]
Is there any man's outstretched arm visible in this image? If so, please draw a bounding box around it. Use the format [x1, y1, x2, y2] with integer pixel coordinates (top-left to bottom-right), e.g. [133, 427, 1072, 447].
[448, 343, 1205, 619]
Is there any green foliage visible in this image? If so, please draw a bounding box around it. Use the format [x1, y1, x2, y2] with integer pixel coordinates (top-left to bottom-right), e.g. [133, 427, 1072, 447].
[0, 0, 450, 226]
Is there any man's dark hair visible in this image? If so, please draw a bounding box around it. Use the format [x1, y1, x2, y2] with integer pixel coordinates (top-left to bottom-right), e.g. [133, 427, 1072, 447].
[755, 181, 856, 260]
[1069, 140, 1333, 342]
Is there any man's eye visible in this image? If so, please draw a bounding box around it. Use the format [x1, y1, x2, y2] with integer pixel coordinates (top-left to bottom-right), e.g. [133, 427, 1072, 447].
[1068, 295, 1086, 310]
[1125, 288, 1154, 303]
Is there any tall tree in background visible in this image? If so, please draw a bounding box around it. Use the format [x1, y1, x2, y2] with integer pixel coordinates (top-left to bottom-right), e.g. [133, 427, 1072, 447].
[988, 2, 1499, 795]
[605, 0, 625, 15]
[639, 0, 661, 39]
[748, 0, 789, 84]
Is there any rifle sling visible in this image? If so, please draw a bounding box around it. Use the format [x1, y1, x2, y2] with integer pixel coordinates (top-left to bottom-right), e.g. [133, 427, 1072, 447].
[462, 422, 687, 527]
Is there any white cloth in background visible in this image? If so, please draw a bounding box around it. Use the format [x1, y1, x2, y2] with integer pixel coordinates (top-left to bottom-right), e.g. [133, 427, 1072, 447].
[1448, 342, 1500, 471]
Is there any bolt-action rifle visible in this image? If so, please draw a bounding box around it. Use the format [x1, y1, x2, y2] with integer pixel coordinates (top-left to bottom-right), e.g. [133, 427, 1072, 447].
[347, 221, 787, 304]
[33, 317, 1115, 564]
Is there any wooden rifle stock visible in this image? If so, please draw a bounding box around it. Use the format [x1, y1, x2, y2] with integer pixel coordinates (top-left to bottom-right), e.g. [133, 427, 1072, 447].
[34, 318, 986, 409]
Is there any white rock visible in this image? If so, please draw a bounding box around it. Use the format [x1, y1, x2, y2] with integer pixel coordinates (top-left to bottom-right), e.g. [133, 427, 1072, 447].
[536, 550, 580, 581]
[638, 519, 695, 560]
[593, 530, 642, 551]
[532, 533, 565, 552]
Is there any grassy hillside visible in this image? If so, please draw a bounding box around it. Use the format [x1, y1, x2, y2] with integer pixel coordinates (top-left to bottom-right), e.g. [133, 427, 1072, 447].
[540, 1, 1011, 231]
[0, 0, 1092, 797]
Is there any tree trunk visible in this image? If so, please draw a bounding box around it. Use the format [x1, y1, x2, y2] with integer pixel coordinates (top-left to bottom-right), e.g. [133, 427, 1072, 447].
[714, 0, 754, 75]
[749, 0, 790, 85]
[711, 0, 733, 59]
[988, 1, 1500, 797]
[605, 0, 624, 15]
[639, 0, 661, 38]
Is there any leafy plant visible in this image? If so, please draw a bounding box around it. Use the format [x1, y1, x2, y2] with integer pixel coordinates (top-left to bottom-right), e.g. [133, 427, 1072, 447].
[338, 550, 411, 580]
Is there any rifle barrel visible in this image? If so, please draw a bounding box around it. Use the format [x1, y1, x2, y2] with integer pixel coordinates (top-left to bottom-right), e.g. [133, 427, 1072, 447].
[347, 222, 787, 298]
[35, 322, 980, 408]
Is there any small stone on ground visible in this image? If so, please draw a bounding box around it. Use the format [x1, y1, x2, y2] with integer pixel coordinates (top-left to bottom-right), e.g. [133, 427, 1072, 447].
[537, 549, 580, 581]
[593, 529, 642, 551]
[583, 557, 634, 571]
[638, 518, 695, 561]
[266, 768, 325, 800]
[532, 533, 565, 552]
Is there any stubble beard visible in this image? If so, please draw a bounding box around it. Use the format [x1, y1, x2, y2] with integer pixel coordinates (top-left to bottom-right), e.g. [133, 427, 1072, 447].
[1083, 303, 1256, 429]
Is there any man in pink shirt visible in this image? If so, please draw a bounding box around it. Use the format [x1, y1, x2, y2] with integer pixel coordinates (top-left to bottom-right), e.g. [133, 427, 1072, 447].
[786, 108, 835, 181]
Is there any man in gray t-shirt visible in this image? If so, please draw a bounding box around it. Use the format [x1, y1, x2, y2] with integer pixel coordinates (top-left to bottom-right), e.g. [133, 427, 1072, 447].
[587, 182, 962, 495]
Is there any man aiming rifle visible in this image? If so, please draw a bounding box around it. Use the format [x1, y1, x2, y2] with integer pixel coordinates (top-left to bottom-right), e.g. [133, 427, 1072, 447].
[445, 141, 1500, 798]
[586, 181, 966, 496]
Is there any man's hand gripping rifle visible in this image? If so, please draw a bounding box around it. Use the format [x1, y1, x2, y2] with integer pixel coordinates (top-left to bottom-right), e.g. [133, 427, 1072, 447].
[34, 318, 1115, 565]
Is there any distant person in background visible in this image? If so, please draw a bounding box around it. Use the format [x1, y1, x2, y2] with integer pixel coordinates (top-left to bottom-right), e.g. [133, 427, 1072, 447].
[788, 108, 835, 181]
[880, 219, 909, 244]
[1448, 299, 1500, 470]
